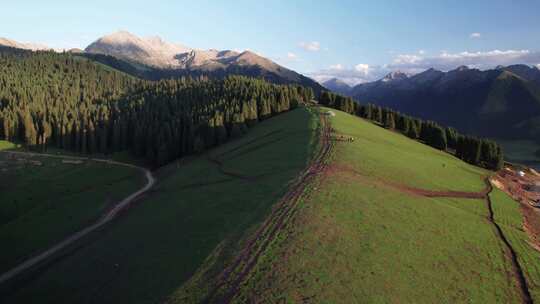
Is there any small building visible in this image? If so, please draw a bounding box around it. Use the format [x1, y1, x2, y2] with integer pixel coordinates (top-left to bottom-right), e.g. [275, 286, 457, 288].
[518, 171, 526, 177]
[325, 111, 336, 117]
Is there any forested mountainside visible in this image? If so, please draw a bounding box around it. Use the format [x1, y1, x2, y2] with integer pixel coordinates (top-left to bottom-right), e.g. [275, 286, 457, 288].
[76, 31, 326, 94]
[81, 52, 325, 95]
[0, 47, 313, 166]
[0, 32, 326, 95]
[350, 65, 540, 142]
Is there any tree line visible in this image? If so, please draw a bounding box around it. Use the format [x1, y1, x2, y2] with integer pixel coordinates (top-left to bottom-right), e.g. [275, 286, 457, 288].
[0, 47, 313, 167]
[319, 91, 504, 170]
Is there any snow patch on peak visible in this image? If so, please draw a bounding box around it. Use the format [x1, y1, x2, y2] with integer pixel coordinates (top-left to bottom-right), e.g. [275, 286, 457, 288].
[382, 71, 408, 82]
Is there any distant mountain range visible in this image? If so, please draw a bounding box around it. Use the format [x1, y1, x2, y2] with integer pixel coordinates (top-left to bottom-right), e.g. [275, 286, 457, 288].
[0, 31, 324, 93]
[322, 78, 352, 95]
[0, 38, 49, 51]
[328, 65, 540, 142]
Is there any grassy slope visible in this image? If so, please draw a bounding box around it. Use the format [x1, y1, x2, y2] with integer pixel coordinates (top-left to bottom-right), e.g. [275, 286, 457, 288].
[332, 110, 488, 192]
[3, 107, 319, 304]
[0, 141, 19, 151]
[490, 188, 540, 302]
[0, 152, 145, 274]
[233, 108, 524, 303]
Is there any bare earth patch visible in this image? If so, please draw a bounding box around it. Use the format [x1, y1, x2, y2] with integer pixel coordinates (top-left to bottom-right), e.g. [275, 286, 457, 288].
[492, 165, 540, 251]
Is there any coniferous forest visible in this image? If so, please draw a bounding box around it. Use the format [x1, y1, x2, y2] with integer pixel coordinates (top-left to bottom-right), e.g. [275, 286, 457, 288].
[0, 46, 502, 170]
[0, 47, 313, 167]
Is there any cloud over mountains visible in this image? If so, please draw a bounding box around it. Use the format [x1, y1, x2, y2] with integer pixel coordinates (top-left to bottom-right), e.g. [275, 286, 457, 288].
[311, 49, 540, 85]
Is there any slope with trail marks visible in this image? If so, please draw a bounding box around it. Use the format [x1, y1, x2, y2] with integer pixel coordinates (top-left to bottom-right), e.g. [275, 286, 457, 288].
[205, 109, 333, 303]
[325, 131, 533, 303]
[3, 106, 319, 304]
[217, 107, 535, 303]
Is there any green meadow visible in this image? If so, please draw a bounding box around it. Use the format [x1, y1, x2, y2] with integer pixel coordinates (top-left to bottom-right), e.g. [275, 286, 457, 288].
[2, 107, 319, 304]
[0, 151, 145, 274]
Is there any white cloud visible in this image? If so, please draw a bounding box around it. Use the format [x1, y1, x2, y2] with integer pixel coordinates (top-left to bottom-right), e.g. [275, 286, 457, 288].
[329, 63, 344, 70]
[470, 32, 481, 39]
[536, 64, 540, 69]
[393, 54, 423, 65]
[390, 49, 539, 72]
[309, 49, 540, 85]
[299, 41, 321, 52]
[287, 52, 297, 59]
[418, 50, 426, 55]
[309, 64, 385, 86]
[354, 64, 370, 76]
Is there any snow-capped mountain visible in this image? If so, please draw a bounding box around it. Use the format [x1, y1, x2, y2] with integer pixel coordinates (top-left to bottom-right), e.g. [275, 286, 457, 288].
[381, 71, 408, 82]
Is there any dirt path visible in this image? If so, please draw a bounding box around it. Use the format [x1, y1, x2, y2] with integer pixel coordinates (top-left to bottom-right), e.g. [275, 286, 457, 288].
[483, 179, 533, 304]
[206, 130, 287, 182]
[0, 150, 155, 285]
[326, 163, 490, 200]
[331, 161, 533, 302]
[205, 110, 333, 303]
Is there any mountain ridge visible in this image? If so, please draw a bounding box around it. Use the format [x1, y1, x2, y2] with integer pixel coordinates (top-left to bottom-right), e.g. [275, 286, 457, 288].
[0, 32, 324, 93]
[83, 31, 323, 92]
[349, 64, 540, 142]
[322, 78, 352, 95]
[0, 37, 49, 51]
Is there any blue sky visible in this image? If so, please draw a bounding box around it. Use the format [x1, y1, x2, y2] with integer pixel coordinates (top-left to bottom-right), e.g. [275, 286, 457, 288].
[3, 0, 540, 84]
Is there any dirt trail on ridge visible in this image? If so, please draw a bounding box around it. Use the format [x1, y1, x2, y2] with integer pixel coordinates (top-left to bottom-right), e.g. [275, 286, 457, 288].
[205, 110, 333, 303]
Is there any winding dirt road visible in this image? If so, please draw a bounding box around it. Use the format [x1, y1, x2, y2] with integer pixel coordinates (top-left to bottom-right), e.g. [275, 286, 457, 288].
[0, 151, 155, 285]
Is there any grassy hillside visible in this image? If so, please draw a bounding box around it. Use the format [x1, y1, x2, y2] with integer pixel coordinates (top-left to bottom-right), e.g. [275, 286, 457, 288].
[227, 108, 533, 303]
[2, 107, 319, 303]
[4, 107, 537, 303]
[0, 147, 145, 274]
